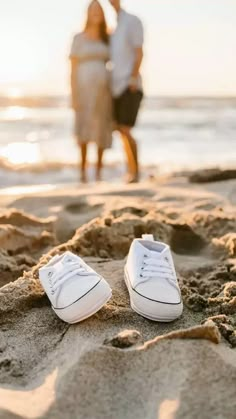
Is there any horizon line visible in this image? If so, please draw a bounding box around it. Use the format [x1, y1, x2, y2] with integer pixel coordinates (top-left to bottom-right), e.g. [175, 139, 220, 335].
[1, 94, 236, 100]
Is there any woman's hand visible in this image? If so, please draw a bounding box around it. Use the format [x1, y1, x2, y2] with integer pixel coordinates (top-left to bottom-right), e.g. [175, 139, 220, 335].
[71, 98, 80, 111]
[129, 76, 138, 92]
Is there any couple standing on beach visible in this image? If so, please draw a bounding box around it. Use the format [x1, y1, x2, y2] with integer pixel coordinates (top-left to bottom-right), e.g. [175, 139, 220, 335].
[70, 0, 144, 183]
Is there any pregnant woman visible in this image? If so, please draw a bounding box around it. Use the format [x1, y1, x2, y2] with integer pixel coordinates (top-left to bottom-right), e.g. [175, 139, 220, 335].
[70, 0, 112, 182]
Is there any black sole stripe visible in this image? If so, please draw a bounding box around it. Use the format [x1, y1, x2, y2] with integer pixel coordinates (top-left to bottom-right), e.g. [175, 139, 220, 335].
[53, 278, 102, 310]
[125, 268, 182, 306]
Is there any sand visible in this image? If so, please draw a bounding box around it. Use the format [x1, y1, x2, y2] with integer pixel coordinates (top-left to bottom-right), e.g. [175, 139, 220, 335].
[0, 174, 236, 419]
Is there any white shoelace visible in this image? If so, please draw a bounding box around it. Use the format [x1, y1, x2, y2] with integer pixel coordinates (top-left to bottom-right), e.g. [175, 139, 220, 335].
[49, 261, 97, 294]
[139, 256, 178, 288]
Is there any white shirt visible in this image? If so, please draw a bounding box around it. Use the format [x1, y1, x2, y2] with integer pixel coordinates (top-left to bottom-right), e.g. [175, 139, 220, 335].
[110, 9, 144, 97]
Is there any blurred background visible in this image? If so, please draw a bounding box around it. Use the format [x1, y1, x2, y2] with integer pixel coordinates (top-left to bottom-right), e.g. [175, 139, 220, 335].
[0, 0, 236, 188]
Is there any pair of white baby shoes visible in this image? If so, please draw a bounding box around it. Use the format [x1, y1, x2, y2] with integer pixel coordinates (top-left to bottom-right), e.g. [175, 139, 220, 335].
[39, 235, 183, 324]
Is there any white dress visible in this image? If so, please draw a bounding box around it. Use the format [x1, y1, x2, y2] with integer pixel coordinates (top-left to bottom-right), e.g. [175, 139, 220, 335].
[70, 33, 112, 149]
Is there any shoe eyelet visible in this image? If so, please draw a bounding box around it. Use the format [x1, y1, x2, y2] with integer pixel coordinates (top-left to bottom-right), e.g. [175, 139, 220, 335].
[140, 274, 143, 278]
[144, 254, 148, 258]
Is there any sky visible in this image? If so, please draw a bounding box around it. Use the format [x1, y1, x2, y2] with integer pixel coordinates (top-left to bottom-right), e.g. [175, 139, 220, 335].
[0, 0, 236, 97]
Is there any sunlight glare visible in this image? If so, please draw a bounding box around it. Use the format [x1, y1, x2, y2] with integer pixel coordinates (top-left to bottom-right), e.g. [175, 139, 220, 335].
[7, 87, 22, 98]
[2, 106, 28, 121]
[1, 142, 40, 164]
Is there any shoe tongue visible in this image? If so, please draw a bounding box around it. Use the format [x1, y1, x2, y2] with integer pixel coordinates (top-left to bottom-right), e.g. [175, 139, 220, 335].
[138, 239, 167, 258]
[150, 249, 162, 259]
[150, 246, 168, 259]
[61, 252, 79, 265]
[142, 234, 154, 241]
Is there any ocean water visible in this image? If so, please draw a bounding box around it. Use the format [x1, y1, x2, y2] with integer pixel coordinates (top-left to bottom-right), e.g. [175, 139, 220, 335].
[0, 97, 236, 187]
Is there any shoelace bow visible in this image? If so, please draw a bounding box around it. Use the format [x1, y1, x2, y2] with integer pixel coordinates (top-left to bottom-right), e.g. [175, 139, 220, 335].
[50, 261, 97, 294]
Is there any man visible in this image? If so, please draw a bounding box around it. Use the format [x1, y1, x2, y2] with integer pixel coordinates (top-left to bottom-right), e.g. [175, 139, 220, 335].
[109, 0, 144, 183]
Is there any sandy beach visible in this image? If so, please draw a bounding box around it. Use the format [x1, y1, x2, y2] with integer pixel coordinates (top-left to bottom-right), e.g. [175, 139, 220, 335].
[0, 172, 236, 419]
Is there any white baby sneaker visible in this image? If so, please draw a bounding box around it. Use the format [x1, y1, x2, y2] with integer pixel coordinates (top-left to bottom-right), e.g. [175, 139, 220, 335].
[39, 251, 112, 324]
[124, 235, 183, 322]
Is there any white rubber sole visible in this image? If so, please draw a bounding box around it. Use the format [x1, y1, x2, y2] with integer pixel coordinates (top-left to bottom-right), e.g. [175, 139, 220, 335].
[124, 267, 183, 322]
[52, 278, 112, 324]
